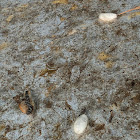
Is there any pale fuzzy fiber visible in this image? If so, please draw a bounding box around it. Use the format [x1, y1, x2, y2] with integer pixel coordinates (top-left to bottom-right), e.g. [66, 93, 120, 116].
[74, 114, 88, 134]
[99, 13, 117, 22]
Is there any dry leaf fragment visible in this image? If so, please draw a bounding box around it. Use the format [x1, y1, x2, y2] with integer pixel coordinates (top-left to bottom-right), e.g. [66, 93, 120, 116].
[39, 69, 48, 76]
[6, 15, 14, 22]
[60, 17, 66, 21]
[52, 35, 56, 38]
[2, 8, 9, 12]
[19, 4, 29, 8]
[131, 94, 140, 103]
[98, 52, 110, 61]
[0, 42, 8, 50]
[15, 4, 29, 12]
[52, 0, 68, 4]
[68, 29, 77, 35]
[105, 61, 114, 68]
[110, 103, 120, 112]
[95, 124, 105, 131]
[0, 124, 5, 131]
[39, 68, 57, 76]
[44, 100, 53, 108]
[128, 12, 140, 19]
[70, 4, 78, 11]
[46, 84, 56, 97]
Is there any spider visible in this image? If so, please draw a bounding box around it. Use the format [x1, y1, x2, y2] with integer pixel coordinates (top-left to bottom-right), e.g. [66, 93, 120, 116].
[13, 90, 34, 115]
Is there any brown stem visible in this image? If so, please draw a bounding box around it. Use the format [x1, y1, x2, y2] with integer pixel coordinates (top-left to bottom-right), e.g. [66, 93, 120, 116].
[118, 6, 140, 15]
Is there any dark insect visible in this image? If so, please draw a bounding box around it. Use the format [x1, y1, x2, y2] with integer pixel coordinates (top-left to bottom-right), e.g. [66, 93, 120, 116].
[14, 90, 34, 115]
[109, 110, 114, 123]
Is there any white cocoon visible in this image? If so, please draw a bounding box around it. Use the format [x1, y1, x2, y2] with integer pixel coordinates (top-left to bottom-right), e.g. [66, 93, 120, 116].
[99, 13, 117, 22]
[74, 114, 88, 134]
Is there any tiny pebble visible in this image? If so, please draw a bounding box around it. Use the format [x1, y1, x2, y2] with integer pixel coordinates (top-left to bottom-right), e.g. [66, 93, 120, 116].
[74, 114, 88, 134]
[99, 13, 117, 22]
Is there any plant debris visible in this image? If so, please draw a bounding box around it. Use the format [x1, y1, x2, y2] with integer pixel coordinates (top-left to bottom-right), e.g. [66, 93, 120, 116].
[52, 0, 68, 4]
[99, 6, 140, 22]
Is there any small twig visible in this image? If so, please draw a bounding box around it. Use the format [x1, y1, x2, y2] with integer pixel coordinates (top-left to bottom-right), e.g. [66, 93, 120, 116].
[118, 6, 140, 15]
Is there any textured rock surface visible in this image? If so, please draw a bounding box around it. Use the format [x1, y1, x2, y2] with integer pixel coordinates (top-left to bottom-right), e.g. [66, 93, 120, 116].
[0, 0, 140, 140]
